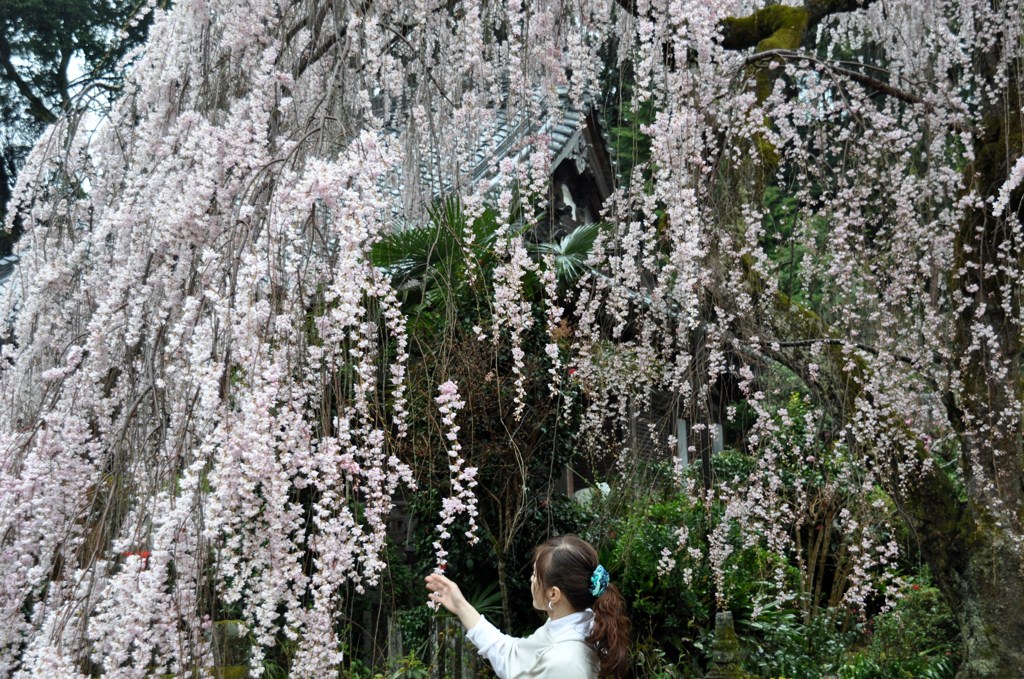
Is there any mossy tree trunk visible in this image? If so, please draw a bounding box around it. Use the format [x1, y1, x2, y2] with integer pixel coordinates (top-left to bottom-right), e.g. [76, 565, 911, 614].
[940, 69, 1024, 676]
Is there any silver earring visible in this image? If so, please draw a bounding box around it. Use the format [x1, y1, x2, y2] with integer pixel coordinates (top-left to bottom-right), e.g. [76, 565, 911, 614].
[548, 601, 554, 611]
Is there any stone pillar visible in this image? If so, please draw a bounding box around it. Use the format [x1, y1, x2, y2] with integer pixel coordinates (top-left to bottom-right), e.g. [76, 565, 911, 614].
[387, 614, 404, 663]
[704, 611, 755, 679]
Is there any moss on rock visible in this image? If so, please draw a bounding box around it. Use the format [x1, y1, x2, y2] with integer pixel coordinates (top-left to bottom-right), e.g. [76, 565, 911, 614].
[704, 612, 757, 679]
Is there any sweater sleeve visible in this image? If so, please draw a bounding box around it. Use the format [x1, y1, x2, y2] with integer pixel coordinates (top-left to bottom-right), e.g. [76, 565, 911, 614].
[465, 615, 513, 679]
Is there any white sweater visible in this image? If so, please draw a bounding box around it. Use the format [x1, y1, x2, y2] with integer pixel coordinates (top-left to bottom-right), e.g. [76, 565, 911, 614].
[465, 610, 598, 679]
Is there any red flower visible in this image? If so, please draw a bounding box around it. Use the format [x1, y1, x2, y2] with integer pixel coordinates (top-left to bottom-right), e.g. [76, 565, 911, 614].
[911, 584, 921, 591]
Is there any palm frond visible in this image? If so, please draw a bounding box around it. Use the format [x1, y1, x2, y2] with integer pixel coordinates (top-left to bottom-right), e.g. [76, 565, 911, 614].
[532, 221, 603, 284]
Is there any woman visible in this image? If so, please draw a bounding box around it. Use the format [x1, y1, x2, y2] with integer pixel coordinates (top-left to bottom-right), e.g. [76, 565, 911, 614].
[425, 535, 630, 678]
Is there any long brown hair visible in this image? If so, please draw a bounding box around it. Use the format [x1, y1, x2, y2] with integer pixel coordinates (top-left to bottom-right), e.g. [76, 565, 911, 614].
[533, 535, 630, 678]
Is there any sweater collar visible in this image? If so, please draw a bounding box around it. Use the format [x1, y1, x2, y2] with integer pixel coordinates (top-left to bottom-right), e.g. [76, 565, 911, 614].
[544, 609, 594, 641]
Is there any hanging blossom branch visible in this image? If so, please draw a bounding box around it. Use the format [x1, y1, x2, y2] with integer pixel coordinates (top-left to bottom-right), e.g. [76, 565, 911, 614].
[541, 254, 564, 397]
[432, 380, 479, 575]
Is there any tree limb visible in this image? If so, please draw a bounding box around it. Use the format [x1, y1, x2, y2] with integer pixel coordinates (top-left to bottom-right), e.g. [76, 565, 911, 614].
[722, 0, 881, 51]
[613, 0, 880, 53]
[0, 32, 57, 124]
[759, 336, 918, 368]
[56, 46, 72, 113]
[746, 49, 924, 106]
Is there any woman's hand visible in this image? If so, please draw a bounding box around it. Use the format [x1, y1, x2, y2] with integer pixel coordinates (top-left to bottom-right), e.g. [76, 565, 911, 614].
[425, 572, 481, 630]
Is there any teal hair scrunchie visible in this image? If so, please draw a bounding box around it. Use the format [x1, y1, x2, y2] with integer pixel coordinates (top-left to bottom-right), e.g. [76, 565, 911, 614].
[590, 564, 610, 597]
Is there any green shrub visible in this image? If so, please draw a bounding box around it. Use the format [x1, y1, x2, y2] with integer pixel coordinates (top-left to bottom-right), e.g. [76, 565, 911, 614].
[739, 602, 863, 678]
[837, 578, 959, 679]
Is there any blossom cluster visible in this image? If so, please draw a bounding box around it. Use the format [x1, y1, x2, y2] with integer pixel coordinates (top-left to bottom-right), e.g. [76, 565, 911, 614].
[432, 381, 479, 573]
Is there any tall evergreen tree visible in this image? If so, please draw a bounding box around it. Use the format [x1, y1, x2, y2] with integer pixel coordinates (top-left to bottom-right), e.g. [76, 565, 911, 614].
[0, 0, 156, 253]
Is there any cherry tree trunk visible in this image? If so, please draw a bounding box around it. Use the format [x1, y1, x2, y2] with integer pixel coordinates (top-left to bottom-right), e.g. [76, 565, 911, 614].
[913, 453, 1024, 677]
[947, 73, 1024, 678]
[949, 534, 1024, 678]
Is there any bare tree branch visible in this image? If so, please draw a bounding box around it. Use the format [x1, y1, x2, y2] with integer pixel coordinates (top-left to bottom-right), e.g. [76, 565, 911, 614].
[746, 48, 922, 104]
[744, 48, 974, 131]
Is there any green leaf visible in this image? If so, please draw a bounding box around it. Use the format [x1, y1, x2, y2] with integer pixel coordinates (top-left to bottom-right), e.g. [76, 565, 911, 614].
[531, 221, 603, 284]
